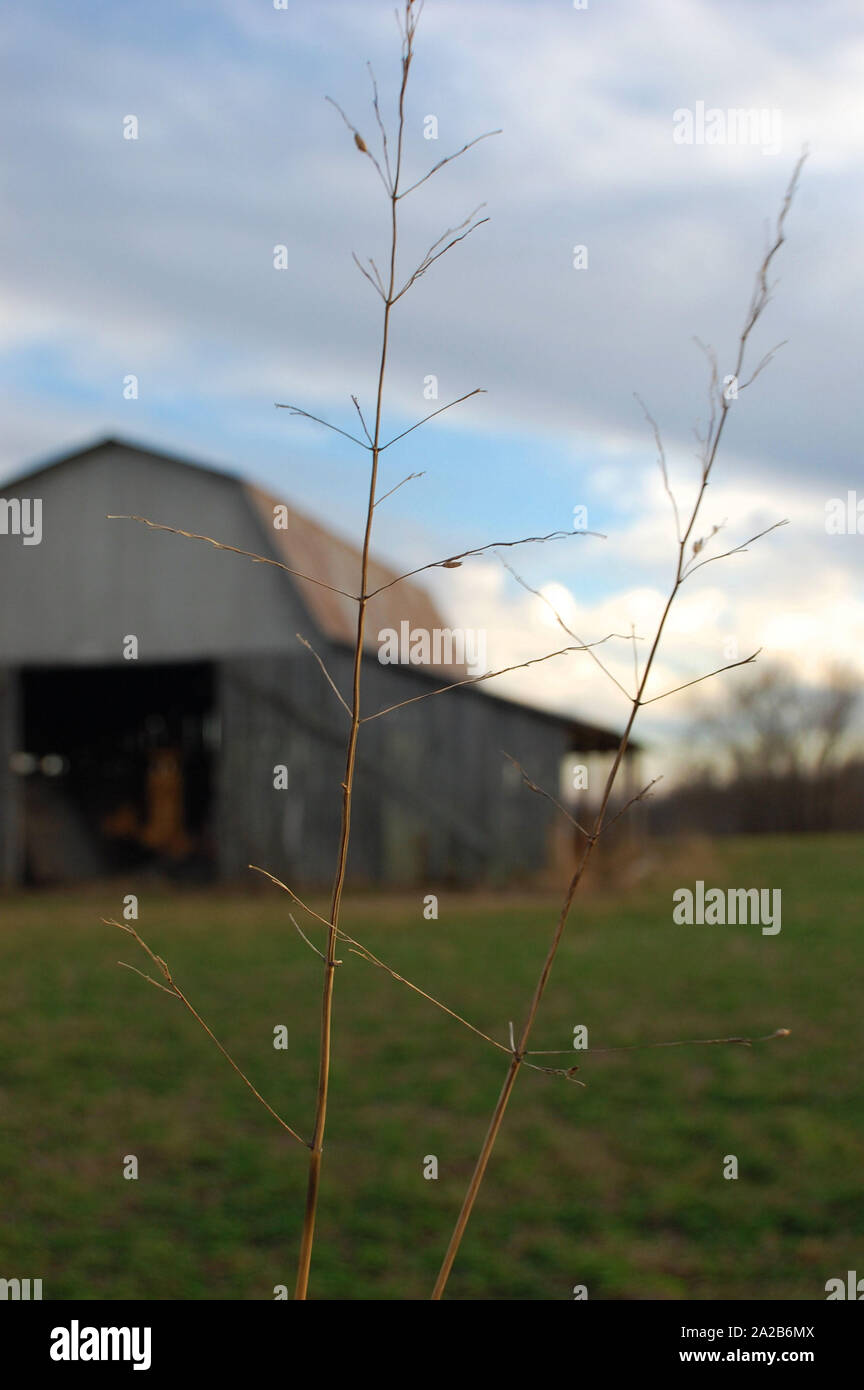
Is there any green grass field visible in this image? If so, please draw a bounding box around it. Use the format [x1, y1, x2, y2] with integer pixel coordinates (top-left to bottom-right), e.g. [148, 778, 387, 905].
[0, 834, 860, 1300]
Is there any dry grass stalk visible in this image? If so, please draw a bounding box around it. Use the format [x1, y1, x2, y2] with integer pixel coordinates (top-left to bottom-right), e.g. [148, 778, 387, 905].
[429, 149, 806, 1298]
[289, 0, 499, 1301]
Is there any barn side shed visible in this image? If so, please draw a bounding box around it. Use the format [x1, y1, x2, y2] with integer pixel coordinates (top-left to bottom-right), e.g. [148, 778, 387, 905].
[0, 438, 633, 887]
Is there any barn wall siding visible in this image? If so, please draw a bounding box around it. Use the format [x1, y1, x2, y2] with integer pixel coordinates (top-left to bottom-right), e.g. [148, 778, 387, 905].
[214, 646, 573, 887]
[216, 655, 346, 884]
[326, 647, 570, 885]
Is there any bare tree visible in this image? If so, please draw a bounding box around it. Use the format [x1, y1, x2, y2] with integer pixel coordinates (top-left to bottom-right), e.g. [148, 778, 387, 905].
[709, 661, 859, 779]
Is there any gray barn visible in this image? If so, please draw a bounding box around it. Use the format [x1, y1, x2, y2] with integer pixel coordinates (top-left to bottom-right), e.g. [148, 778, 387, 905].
[0, 438, 629, 887]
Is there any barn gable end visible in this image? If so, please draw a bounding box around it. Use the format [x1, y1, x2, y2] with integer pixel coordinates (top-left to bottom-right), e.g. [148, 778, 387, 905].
[0, 440, 309, 663]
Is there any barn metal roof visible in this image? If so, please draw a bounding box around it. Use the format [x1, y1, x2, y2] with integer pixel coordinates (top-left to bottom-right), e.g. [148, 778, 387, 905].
[244, 482, 469, 677]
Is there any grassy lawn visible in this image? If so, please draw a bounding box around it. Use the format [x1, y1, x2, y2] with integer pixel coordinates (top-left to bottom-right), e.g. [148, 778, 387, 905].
[0, 833, 860, 1300]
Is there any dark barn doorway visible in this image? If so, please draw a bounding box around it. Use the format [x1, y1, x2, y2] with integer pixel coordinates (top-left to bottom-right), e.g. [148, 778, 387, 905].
[19, 662, 217, 884]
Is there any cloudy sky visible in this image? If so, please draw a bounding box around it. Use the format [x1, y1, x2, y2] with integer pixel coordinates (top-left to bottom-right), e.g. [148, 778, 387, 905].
[2, 0, 862, 776]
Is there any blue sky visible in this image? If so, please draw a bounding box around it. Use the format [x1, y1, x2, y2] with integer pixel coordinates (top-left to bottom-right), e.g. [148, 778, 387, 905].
[2, 0, 862, 770]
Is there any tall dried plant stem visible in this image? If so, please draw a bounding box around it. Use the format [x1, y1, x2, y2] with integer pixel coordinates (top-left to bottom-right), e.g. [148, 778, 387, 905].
[431, 152, 805, 1299]
[293, 20, 415, 1305]
[109, 0, 499, 1299]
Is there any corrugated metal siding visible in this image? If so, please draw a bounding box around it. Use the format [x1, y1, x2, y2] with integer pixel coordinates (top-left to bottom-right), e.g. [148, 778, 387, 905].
[345, 651, 571, 884]
[215, 646, 571, 887]
[216, 655, 345, 883]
